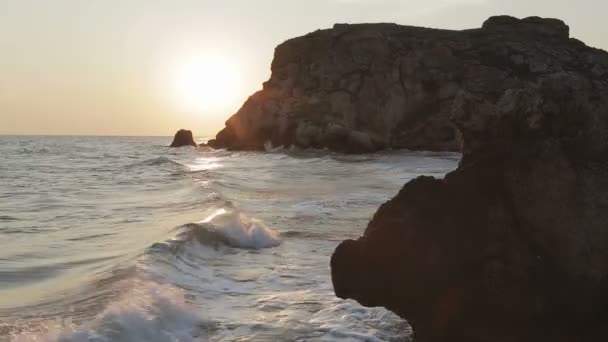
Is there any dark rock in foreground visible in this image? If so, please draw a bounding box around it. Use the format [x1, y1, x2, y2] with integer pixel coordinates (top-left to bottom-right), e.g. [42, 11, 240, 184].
[169, 129, 197, 147]
[331, 16, 608, 342]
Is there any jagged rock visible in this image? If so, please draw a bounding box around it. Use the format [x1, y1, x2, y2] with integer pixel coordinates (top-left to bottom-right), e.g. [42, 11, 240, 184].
[169, 129, 197, 147]
[331, 16, 608, 342]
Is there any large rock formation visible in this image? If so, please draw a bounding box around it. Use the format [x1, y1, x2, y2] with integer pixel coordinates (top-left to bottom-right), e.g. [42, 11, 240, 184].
[331, 16, 608, 342]
[210, 20, 476, 152]
[169, 129, 197, 147]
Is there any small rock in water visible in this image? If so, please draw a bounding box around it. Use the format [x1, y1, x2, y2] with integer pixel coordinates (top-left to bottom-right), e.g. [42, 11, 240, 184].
[170, 129, 197, 147]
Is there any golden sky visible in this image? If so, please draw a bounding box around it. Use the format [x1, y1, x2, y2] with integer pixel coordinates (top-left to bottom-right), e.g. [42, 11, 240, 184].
[0, 0, 606, 137]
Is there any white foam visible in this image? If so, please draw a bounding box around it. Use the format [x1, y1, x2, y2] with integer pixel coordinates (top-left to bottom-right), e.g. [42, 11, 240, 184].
[199, 209, 281, 249]
[264, 141, 289, 153]
[309, 299, 412, 341]
[11, 280, 205, 342]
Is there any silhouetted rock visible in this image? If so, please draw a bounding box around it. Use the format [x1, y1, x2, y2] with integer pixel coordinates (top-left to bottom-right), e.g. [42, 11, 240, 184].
[331, 16, 608, 342]
[169, 129, 197, 147]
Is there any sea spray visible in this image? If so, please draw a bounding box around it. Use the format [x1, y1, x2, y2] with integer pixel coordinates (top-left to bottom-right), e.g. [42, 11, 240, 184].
[190, 209, 281, 249]
[11, 279, 205, 342]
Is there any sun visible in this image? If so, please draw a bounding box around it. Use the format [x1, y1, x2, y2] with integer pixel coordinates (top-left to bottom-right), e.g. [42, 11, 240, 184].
[173, 53, 242, 113]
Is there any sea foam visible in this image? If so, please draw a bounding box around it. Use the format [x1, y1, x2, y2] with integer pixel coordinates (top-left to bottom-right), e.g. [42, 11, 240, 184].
[10, 280, 205, 342]
[187, 209, 281, 249]
[11, 279, 207, 342]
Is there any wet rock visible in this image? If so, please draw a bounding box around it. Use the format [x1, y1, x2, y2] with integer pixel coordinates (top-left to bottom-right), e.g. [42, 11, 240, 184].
[169, 129, 197, 147]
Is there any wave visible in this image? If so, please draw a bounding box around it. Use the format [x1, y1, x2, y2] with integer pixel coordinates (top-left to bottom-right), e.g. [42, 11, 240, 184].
[177, 209, 281, 250]
[280, 230, 333, 240]
[19, 147, 51, 154]
[4, 209, 280, 340]
[141, 157, 183, 167]
[126, 157, 184, 170]
[9, 279, 208, 342]
[263, 142, 330, 155]
[0, 215, 19, 221]
[263, 141, 288, 153]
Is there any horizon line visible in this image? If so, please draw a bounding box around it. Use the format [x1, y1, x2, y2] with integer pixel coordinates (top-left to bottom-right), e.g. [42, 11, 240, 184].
[0, 133, 213, 138]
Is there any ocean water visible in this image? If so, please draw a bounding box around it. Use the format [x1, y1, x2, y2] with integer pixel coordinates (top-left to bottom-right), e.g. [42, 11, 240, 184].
[0, 136, 460, 341]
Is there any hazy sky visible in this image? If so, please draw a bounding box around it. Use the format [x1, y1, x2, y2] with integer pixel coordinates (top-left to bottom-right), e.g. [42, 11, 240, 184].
[1, 0, 606, 136]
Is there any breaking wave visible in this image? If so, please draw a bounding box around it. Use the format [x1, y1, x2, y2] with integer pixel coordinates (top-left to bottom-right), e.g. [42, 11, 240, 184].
[10, 279, 207, 342]
[176, 209, 281, 250]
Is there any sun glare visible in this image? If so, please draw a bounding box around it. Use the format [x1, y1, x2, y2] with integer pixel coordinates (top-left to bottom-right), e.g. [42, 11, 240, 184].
[174, 53, 242, 113]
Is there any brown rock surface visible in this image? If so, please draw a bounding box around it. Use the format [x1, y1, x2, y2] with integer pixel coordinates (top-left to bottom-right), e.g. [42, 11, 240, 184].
[331, 16, 608, 342]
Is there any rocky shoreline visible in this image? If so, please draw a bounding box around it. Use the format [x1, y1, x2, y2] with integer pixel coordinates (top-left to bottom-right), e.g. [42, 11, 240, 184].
[192, 14, 608, 341]
[331, 16, 608, 342]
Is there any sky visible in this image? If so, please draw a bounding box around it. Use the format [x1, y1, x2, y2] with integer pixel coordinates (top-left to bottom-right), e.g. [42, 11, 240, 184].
[0, 0, 606, 136]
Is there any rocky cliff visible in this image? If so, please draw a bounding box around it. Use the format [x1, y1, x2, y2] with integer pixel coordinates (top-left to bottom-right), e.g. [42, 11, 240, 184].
[211, 20, 480, 152]
[331, 16, 608, 342]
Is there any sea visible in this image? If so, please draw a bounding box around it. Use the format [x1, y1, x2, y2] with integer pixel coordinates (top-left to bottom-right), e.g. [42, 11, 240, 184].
[0, 135, 460, 342]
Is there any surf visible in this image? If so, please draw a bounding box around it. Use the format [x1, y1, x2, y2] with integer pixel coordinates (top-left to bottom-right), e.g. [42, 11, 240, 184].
[178, 209, 281, 250]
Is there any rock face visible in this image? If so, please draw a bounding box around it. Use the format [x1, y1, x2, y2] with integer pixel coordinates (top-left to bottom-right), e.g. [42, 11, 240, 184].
[331, 16, 608, 342]
[210, 22, 477, 152]
[169, 129, 197, 147]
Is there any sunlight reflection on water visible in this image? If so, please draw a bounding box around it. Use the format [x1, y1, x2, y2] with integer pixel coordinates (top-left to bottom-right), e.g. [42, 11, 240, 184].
[0, 136, 460, 341]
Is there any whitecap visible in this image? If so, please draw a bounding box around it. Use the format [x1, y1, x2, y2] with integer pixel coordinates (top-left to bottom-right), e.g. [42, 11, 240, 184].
[10, 280, 207, 342]
[178, 209, 281, 250]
